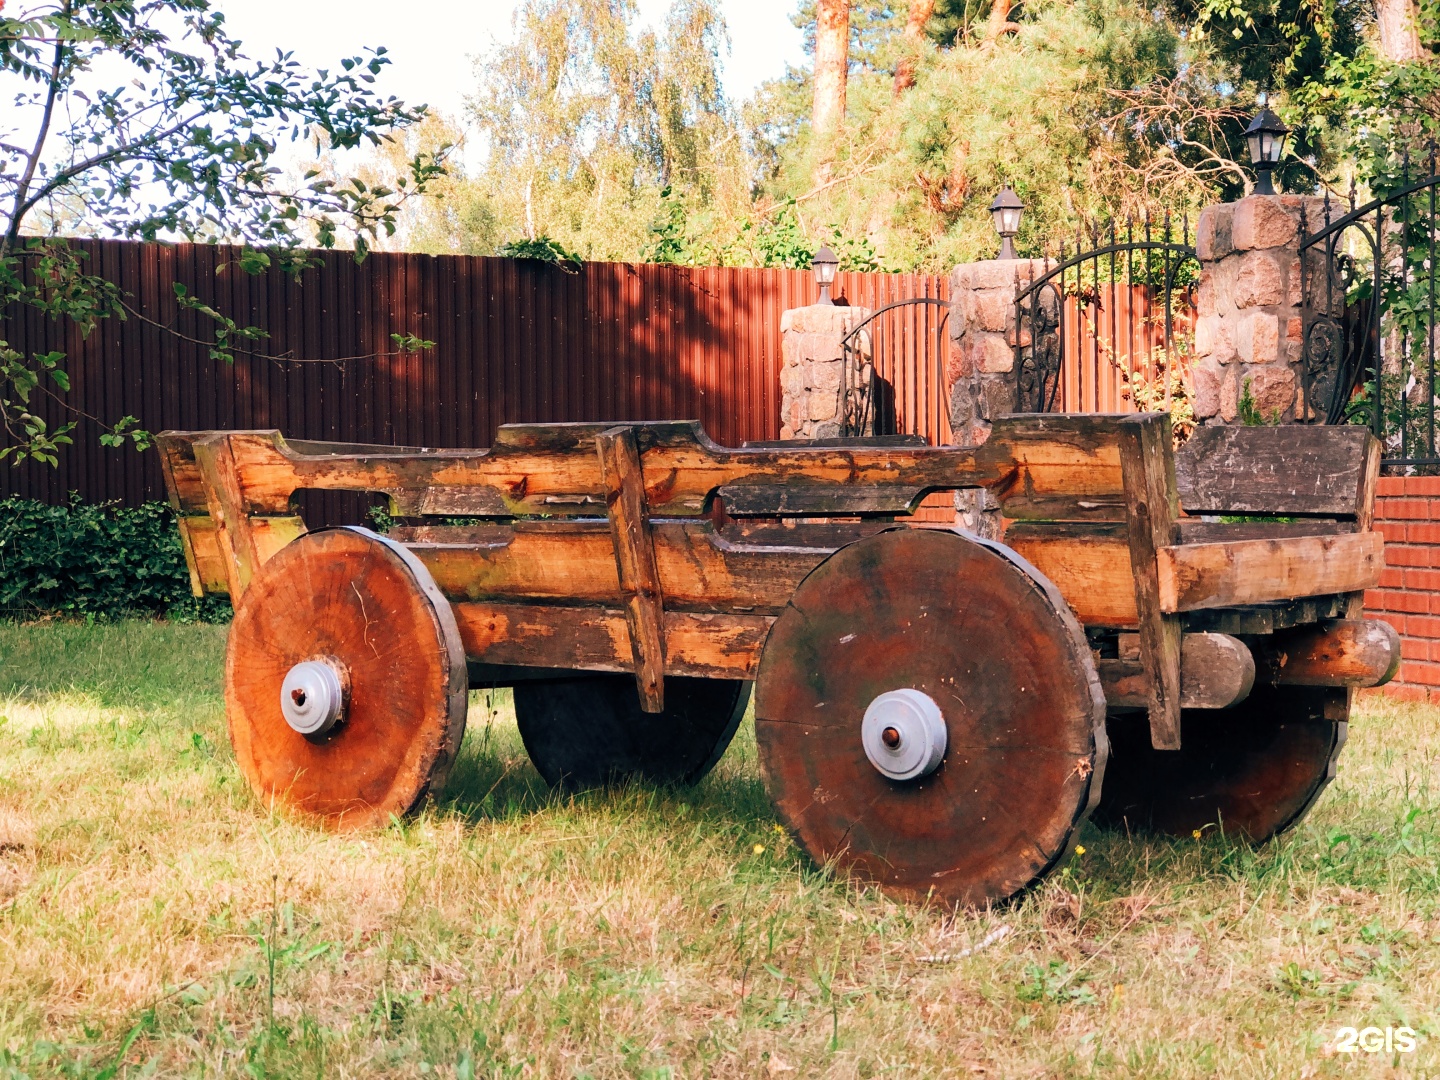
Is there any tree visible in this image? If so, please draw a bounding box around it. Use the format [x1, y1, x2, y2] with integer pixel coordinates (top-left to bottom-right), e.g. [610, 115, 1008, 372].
[1, 1, 441, 464]
[813, 0, 851, 139]
[892, 0, 936, 95]
[438, 0, 752, 264]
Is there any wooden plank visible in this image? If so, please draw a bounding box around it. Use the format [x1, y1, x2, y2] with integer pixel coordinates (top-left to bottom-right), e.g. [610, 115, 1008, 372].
[1002, 527, 1138, 626]
[1176, 519, 1351, 543]
[154, 413, 1136, 522]
[597, 426, 667, 712]
[450, 603, 773, 680]
[1117, 413, 1184, 750]
[1159, 532, 1385, 612]
[1253, 619, 1401, 688]
[1175, 425, 1379, 517]
[192, 434, 264, 600]
[1099, 632, 1255, 709]
[1181, 594, 1348, 635]
[180, 515, 309, 594]
[1347, 433, 1383, 620]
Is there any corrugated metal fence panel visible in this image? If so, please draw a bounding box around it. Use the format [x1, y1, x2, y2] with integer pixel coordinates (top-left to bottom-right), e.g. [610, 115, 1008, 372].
[0, 241, 948, 523]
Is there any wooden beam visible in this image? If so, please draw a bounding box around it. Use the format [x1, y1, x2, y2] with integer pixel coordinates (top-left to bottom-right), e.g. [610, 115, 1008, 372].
[1099, 632, 1255, 710]
[1117, 413, 1184, 750]
[155, 415, 1135, 522]
[597, 426, 667, 712]
[1158, 532, 1385, 612]
[177, 515, 307, 594]
[192, 434, 266, 601]
[1253, 619, 1401, 688]
[450, 602, 773, 681]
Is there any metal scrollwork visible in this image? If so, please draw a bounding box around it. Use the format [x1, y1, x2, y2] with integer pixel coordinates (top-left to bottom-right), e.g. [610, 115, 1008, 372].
[1301, 316, 1345, 422]
[1014, 285, 1062, 413]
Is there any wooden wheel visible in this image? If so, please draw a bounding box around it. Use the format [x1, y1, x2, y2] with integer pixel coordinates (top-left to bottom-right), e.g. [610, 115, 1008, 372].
[754, 528, 1107, 907]
[513, 675, 750, 789]
[1094, 685, 1346, 840]
[226, 527, 469, 829]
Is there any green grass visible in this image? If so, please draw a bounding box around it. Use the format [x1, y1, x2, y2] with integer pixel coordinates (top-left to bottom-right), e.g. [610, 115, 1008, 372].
[2, 621, 1440, 1077]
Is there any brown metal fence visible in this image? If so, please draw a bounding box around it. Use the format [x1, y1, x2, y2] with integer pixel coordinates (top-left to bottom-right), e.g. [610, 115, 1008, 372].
[1052, 284, 1196, 413]
[1, 240, 946, 525]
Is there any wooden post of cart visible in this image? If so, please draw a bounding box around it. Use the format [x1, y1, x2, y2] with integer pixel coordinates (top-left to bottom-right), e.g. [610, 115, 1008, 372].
[157, 414, 1395, 906]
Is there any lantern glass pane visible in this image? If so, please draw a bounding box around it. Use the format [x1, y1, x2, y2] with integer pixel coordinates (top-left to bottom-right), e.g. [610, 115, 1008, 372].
[1246, 130, 1263, 165]
[1001, 207, 1021, 234]
[815, 260, 837, 285]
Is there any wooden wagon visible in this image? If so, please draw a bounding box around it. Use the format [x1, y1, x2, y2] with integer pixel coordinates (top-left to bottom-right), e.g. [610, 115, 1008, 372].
[157, 413, 1397, 906]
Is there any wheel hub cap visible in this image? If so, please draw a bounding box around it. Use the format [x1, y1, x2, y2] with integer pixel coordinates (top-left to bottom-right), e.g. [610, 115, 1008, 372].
[280, 659, 347, 737]
[861, 688, 946, 781]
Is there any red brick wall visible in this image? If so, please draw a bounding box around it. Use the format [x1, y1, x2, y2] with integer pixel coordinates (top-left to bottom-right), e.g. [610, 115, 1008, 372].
[1366, 477, 1440, 701]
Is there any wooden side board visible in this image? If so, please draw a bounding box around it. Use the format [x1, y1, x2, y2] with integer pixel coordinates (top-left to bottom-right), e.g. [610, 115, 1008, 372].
[179, 509, 1385, 628]
[1159, 532, 1385, 612]
[156, 414, 1132, 522]
[1176, 425, 1379, 517]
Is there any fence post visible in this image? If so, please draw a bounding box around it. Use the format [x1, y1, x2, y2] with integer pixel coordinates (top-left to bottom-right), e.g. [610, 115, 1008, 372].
[778, 303, 873, 440]
[1193, 194, 1330, 425]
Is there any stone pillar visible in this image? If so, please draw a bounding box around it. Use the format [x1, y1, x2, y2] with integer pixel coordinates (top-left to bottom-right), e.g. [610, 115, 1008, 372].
[945, 258, 1051, 538]
[779, 304, 872, 440]
[947, 259, 1053, 446]
[1192, 195, 1333, 424]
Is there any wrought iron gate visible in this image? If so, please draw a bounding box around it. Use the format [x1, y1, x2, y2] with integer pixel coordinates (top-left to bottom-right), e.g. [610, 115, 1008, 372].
[839, 297, 951, 442]
[1299, 160, 1440, 467]
[1013, 218, 1198, 418]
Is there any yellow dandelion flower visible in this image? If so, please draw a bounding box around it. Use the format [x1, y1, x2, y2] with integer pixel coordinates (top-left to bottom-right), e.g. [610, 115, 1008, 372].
[1075, 845, 1086, 855]
[1192, 829, 1203, 840]
[753, 844, 766, 855]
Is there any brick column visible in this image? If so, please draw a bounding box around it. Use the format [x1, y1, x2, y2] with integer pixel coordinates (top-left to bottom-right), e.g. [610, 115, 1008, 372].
[779, 304, 873, 440]
[1192, 195, 1333, 425]
[1366, 477, 1440, 701]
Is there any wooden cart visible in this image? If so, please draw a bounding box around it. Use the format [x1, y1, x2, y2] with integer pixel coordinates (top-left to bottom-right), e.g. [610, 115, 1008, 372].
[157, 413, 1397, 906]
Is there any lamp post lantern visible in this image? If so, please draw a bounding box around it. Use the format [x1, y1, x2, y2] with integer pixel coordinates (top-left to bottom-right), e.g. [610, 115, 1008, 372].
[1245, 107, 1290, 196]
[811, 246, 839, 306]
[990, 187, 1024, 260]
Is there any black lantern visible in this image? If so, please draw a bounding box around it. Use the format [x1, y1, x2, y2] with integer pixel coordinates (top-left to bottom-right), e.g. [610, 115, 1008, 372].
[1245, 107, 1290, 196]
[812, 246, 839, 306]
[990, 187, 1024, 260]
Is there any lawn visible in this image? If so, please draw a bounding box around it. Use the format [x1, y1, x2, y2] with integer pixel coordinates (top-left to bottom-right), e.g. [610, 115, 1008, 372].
[1, 621, 1439, 1078]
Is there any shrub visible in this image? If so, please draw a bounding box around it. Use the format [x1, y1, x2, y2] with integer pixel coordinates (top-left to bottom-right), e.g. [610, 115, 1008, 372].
[0, 496, 230, 621]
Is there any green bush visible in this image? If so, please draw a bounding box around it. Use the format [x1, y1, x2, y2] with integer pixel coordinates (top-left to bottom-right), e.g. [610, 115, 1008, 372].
[0, 496, 230, 621]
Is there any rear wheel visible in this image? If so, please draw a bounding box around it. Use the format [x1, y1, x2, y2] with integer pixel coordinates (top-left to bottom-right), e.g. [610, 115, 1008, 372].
[513, 675, 750, 789]
[1094, 685, 1346, 840]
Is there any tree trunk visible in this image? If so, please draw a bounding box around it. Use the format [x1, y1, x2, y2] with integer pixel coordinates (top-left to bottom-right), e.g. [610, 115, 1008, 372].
[984, 0, 1020, 43]
[813, 0, 850, 138]
[1375, 0, 1424, 61]
[893, 0, 937, 97]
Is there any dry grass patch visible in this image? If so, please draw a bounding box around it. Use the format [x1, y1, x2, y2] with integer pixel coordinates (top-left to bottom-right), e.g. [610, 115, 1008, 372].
[1, 621, 1440, 1077]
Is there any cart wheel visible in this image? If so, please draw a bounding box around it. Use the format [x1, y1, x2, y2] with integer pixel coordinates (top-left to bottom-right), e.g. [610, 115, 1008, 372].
[755, 528, 1107, 907]
[226, 527, 468, 830]
[513, 676, 750, 789]
[1094, 685, 1346, 840]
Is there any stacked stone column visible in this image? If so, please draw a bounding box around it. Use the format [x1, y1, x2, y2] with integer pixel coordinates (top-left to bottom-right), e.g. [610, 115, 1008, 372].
[779, 304, 872, 440]
[1193, 195, 1333, 424]
[947, 259, 1052, 446]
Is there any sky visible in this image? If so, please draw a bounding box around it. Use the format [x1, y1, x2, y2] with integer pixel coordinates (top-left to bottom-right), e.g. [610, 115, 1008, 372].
[219, 0, 808, 122]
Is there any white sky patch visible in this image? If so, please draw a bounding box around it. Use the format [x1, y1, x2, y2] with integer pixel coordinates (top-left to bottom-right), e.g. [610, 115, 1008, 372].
[218, 0, 806, 122]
